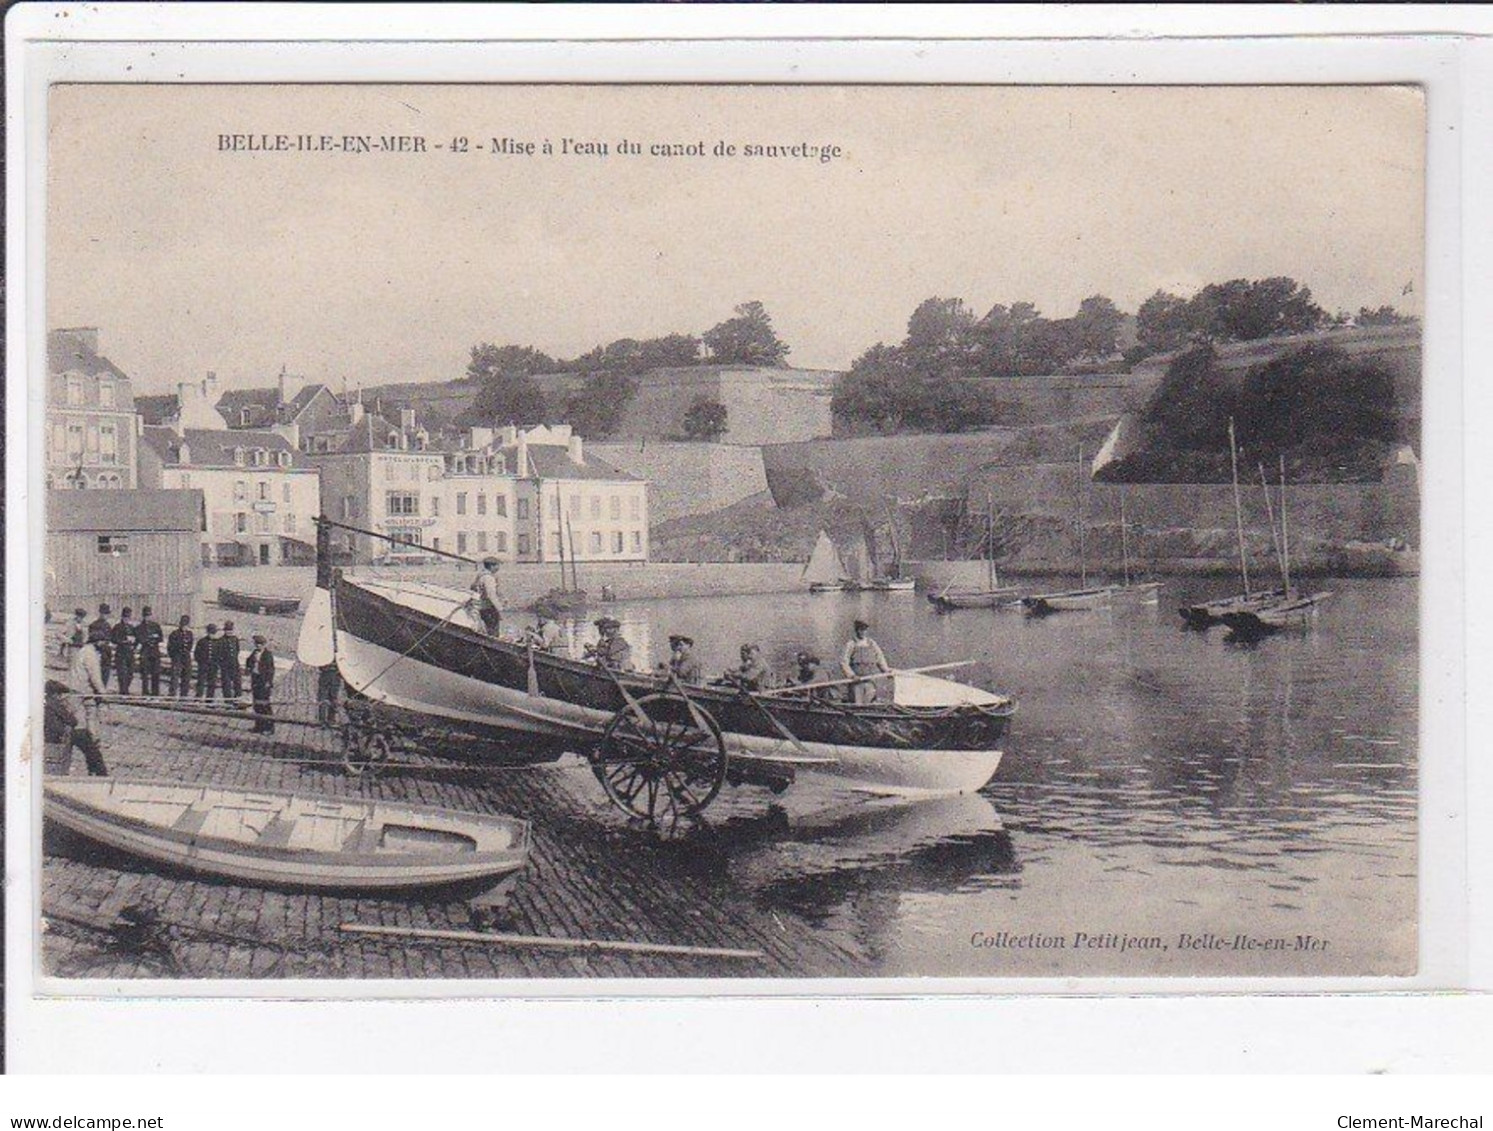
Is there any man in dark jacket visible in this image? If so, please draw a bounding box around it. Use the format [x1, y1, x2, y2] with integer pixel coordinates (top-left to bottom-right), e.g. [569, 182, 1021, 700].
[111, 607, 138, 696]
[218, 620, 243, 699]
[247, 634, 276, 734]
[194, 623, 220, 699]
[135, 605, 165, 696]
[167, 615, 194, 697]
[89, 603, 114, 686]
[45, 679, 108, 776]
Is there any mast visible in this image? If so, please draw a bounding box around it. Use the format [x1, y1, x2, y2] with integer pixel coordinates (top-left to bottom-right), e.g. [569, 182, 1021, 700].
[1228, 418, 1251, 597]
[1077, 444, 1088, 589]
[1258, 462, 1286, 586]
[1279, 454, 1292, 595]
[1119, 486, 1132, 587]
[555, 484, 568, 592]
[565, 514, 581, 592]
[986, 492, 997, 590]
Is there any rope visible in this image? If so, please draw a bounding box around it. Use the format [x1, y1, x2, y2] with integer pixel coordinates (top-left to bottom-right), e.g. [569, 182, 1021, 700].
[347, 598, 469, 698]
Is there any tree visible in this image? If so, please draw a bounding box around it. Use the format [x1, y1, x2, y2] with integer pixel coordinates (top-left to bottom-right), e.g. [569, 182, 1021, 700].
[457, 343, 550, 426]
[1070, 295, 1125, 358]
[464, 342, 561, 381]
[1356, 305, 1418, 327]
[638, 334, 703, 368]
[1135, 290, 1194, 356]
[703, 301, 791, 366]
[562, 371, 639, 439]
[681, 397, 729, 440]
[1189, 277, 1325, 342]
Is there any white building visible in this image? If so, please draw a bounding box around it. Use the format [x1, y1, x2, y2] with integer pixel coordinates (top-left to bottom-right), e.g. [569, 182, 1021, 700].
[137, 377, 321, 565]
[45, 328, 141, 489]
[313, 416, 649, 565]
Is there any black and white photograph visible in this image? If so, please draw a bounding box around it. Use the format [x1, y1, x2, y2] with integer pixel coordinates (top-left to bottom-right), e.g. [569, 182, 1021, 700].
[32, 80, 1426, 984]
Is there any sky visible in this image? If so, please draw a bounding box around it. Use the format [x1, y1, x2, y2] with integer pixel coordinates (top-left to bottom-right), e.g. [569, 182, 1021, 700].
[47, 84, 1425, 394]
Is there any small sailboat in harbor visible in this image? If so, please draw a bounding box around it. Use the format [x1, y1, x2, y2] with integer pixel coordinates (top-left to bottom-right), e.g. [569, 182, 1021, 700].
[929, 495, 1023, 612]
[803, 530, 852, 593]
[1023, 445, 1113, 616]
[1219, 457, 1332, 637]
[858, 507, 918, 592]
[1107, 486, 1162, 607]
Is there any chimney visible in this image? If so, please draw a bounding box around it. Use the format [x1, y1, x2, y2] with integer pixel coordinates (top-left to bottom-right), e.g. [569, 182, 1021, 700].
[469, 426, 494, 451]
[174, 382, 191, 437]
[401, 408, 417, 432]
[349, 401, 365, 426]
[205, 371, 218, 400]
[516, 434, 530, 478]
[278, 364, 301, 408]
[568, 434, 585, 465]
[500, 425, 518, 446]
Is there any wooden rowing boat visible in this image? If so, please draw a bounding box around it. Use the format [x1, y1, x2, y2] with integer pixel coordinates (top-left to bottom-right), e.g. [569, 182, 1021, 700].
[44, 778, 531, 904]
[1178, 588, 1287, 629]
[1022, 586, 1114, 616]
[1219, 592, 1333, 636]
[928, 587, 1024, 612]
[218, 588, 302, 616]
[861, 576, 917, 593]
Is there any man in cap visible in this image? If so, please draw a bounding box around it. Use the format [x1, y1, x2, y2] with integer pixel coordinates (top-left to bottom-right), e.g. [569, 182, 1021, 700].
[167, 615, 194, 697]
[787, 651, 833, 700]
[470, 556, 504, 635]
[724, 643, 773, 692]
[63, 607, 89, 663]
[664, 634, 703, 685]
[522, 602, 564, 653]
[110, 606, 138, 696]
[586, 617, 632, 671]
[89, 603, 114, 687]
[841, 619, 891, 704]
[46, 677, 108, 777]
[69, 624, 111, 736]
[218, 620, 243, 699]
[247, 633, 276, 734]
[135, 605, 165, 696]
[194, 623, 221, 699]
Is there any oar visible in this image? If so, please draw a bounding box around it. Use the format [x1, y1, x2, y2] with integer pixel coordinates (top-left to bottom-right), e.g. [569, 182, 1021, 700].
[754, 660, 976, 700]
[341, 923, 765, 961]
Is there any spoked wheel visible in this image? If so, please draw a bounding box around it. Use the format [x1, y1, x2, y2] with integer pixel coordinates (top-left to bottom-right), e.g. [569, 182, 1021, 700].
[341, 724, 392, 778]
[592, 693, 728, 833]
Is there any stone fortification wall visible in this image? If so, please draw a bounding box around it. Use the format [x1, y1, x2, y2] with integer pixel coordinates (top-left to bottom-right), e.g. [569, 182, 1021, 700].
[611, 366, 837, 445]
[590, 441, 769, 523]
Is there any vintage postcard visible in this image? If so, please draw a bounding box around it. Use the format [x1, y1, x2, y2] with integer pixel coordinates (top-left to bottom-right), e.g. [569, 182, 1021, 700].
[30, 79, 1427, 987]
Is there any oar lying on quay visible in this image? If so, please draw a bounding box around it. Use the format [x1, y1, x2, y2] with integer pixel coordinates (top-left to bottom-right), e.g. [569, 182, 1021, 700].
[340, 922, 766, 961]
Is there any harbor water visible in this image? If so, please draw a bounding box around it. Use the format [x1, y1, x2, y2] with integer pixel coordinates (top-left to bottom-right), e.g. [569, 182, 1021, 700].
[565, 576, 1418, 977]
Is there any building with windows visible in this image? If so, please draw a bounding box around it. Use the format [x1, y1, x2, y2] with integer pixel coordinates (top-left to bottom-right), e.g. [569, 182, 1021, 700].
[45, 327, 141, 489]
[136, 377, 320, 565]
[313, 416, 648, 565]
[137, 366, 356, 454]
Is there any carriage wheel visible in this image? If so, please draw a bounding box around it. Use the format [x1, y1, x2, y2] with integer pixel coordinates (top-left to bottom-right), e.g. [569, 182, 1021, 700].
[592, 693, 728, 831]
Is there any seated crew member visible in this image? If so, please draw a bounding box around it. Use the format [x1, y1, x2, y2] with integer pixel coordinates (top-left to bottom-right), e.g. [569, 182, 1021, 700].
[723, 643, 773, 692]
[840, 619, 891, 704]
[786, 651, 833, 699]
[585, 617, 632, 671]
[469, 556, 504, 635]
[521, 603, 564, 652]
[660, 634, 703, 684]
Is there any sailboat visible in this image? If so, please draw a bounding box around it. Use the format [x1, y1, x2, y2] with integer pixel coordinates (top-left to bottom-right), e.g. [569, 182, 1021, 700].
[803, 529, 852, 593]
[1022, 444, 1114, 616]
[1219, 457, 1332, 636]
[1178, 419, 1286, 629]
[929, 495, 1023, 611]
[1107, 487, 1162, 606]
[859, 508, 917, 592]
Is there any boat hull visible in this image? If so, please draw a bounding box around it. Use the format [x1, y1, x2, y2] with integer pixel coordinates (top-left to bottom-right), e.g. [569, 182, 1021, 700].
[334, 577, 1010, 797]
[1219, 593, 1331, 635]
[928, 588, 1023, 612]
[44, 778, 531, 901]
[1022, 587, 1114, 615]
[1178, 589, 1287, 629]
[218, 588, 302, 616]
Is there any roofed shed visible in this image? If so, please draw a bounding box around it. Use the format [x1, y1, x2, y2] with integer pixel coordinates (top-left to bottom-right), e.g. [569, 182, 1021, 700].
[46, 489, 205, 624]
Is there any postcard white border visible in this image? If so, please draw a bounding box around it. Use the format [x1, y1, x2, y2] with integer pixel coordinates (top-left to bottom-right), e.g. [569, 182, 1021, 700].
[6, 5, 1489, 1072]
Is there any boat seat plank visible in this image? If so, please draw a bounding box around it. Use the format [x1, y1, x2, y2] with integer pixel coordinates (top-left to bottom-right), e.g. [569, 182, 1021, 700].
[171, 806, 212, 837]
[256, 817, 297, 849]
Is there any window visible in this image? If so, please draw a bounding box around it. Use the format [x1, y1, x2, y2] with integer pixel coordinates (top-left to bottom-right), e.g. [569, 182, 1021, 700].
[477, 493, 487, 516]
[457, 532, 468, 554]
[283, 513, 295, 533]
[66, 423, 84, 460]
[386, 491, 419, 516]
[477, 532, 488, 552]
[341, 496, 357, 520]
[96, 535, 128, 555]
[589, 532, 602, 554]
[66, 378, 83, 406]
[99, 381, 116, 409]
[235, 513, 249, 534]
[612, 531, 624, 554]
[517, 534, 531, 555]
[85, 424, 99, 462]
[99, 423, 118, 464]
[630, 495, 642, 520]
[258, 481, 271, 501]
[256, 512, 273, 533]
[631, 531, 642, 552]
[180, 473, 192, 488]
[517, 498, 530, 520]
[610, 495, 622, 520]
[283, 482, 292, 503]
[494, 496, 508, 517]
[234, 447, 246, 466]
[590, 496, 601, 519]
[428, 465, 441, 481]
[278, 451, 292, 468]
[391, 532, 423, 553]
[240, 408, 253, 426]
[431, 496, 441, 516]
[234, 480, 247, 502]
[568, 494, 580, 516]
[495, 532, 508, 553]
[456, 492, 468, 516]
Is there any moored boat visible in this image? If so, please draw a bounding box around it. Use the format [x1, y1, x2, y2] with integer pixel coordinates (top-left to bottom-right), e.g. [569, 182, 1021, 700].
[1179, 589, 1286, 629]
[808, 580, 854, 594]
[863, 576, 917, 593]
[43, 778, 531, 903]
[218, 587, 302, 617]
[802, 530, 851, 594]
[1219, 592, 1333, 636]
[928, 587, 1024, 612]
[1022, 586, 1114, 616]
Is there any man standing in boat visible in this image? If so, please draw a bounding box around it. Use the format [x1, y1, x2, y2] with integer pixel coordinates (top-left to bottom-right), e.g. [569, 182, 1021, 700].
[135, 605, 165, 697]
[167, 615, 194, 697]
[470, 556, 504, 636]
[247, 634, 276, 734]
[841, 619, 891, 704]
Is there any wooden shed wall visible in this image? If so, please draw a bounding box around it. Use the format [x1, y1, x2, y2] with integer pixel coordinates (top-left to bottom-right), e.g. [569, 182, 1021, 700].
[47, 530, 204, 623]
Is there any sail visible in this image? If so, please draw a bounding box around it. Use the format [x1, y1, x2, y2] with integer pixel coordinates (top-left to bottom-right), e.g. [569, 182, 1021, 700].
[296, 585, 336, 668]
[841, 534, 873, 583]
[801, 530, 845, 585]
